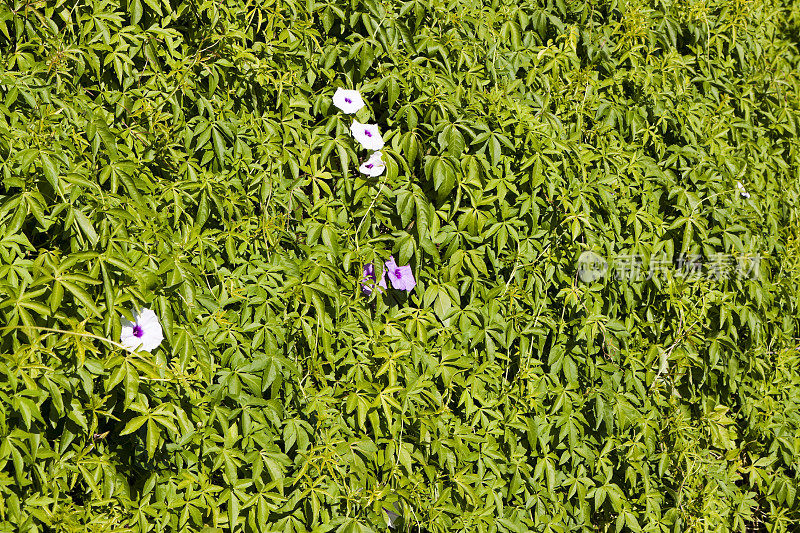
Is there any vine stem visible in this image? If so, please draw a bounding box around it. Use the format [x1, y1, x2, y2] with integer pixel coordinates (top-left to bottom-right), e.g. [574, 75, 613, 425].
[0, 325, 128, 351]
[0, 325, 176, 381]
[354, 167, 389, 252]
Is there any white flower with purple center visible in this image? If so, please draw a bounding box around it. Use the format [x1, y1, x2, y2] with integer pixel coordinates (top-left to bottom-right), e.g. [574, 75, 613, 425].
[332, 88, 365, 114]
[385, 256, 416, 292]
[362, 263, 387, 295]
[737, 181, 750, 199]
[350, 120, 385, 151]
[359, 151, 385, 177]
[120, 307, 164, 352]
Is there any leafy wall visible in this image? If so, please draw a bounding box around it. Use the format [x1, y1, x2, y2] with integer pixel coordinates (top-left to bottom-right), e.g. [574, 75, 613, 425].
[0, 0, 799, 531]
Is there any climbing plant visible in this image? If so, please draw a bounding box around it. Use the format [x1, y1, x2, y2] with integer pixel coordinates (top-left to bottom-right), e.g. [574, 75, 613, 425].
[0, 0, 799, 531]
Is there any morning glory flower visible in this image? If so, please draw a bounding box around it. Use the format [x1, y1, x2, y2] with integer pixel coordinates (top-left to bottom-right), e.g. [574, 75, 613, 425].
[332, 88, 365, 114]
[350, 120, 385, 151]
[120, 307, 164, 352]
[737, 181, 750, 199]
[385, 256, 416, 292]
[362, 263, 387, 295]
[359, 151, 385, 177]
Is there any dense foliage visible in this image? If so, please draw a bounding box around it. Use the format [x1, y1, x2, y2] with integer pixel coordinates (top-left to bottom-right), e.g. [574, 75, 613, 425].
[1, 0, 800, 531]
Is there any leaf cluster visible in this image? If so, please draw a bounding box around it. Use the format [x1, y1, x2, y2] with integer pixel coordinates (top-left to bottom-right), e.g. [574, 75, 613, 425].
[0, 0, 799, 531]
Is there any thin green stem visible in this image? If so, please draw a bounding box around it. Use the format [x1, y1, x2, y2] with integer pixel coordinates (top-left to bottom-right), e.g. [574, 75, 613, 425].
[0, 325, 128, 351]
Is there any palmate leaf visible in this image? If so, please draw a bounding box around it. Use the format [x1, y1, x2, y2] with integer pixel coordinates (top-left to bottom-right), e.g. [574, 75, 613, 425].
[0, 0, 798, 531]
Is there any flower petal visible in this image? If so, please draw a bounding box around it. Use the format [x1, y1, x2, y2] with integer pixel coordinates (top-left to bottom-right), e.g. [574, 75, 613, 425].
[362, 263, 387, 295]
[396, 265, 416, 291]
[120, 307, 163, 352]
[120, 329, 143, 351]
[362, 263, 376, 295]
[359, 151, 386, 177]
[737, 181, 751, 198]
[136, 308, 159, 326]
[333, 88, 365, 114]
[350, 120, 385, 151]
[385, 257, 415, 291]
[140, 327, 164, 352]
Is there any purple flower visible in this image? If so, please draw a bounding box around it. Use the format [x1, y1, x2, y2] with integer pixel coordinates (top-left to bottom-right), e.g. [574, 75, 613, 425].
[362, 263, 387, 295]
[385, 256, 416, 292]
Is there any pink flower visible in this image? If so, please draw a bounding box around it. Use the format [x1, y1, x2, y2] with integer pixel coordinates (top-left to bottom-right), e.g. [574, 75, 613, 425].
[385, 256, 416, 292]
[350, 120, 385, 151]
[362, 263, 387, 295]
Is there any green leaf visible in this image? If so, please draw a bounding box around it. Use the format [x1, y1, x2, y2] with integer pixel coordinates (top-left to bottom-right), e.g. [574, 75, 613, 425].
[212, 127, 226, 165]
[121, 416, 148, 436]
[40, 152, 59, 190]
[60, 280, 101, 317]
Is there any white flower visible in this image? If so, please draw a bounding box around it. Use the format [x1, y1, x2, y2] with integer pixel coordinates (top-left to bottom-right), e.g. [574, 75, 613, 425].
[359, 151, 385, 177]
[350, 120, 385, 151]
[737, 181, 750, 199]
[332, 88, 365, 114]
[120, 307, 164, 352]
